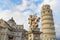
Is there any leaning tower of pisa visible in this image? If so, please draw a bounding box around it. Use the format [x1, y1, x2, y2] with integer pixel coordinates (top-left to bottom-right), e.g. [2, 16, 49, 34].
[41, 5, 56, 40]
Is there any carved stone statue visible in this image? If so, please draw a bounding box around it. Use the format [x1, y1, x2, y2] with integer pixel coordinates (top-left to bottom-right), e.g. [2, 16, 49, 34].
[28, 14, 40, 30]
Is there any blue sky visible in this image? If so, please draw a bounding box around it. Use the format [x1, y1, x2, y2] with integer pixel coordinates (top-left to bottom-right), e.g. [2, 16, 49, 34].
[0, 0, 60, 39]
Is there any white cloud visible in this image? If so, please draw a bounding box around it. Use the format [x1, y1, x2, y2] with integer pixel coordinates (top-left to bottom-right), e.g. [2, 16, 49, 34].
[0, 10, 12, 20]
[0, 0, 34, 30]
[12, 11, 33, 30]
[15, 0, 27, 11]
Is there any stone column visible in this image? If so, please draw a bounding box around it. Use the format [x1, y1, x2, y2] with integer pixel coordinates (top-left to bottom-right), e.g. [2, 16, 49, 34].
[28, 14, 41, 40]
[1, 28, 8, 40]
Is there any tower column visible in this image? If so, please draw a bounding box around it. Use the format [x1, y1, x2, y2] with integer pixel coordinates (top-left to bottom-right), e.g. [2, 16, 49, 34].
[28, 14, 41, 40]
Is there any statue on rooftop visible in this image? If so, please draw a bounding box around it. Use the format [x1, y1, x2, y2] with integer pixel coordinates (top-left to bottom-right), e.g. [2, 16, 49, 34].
[28, 14, 40, 30]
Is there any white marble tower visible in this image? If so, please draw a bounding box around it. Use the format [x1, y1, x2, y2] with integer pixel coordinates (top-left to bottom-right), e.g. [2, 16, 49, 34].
[41, 5, 56, 40]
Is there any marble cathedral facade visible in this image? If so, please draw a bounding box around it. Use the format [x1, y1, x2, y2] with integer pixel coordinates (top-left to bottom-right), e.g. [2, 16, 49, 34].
[0, 18, 28, 40]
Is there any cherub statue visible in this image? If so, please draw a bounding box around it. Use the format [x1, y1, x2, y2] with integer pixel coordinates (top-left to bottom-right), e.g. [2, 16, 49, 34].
[28, 14, 40, 30]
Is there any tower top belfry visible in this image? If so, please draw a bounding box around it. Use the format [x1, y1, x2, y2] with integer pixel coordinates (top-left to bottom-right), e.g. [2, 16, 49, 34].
[42, 5, 50, 9]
